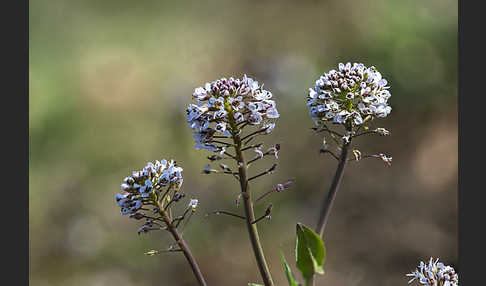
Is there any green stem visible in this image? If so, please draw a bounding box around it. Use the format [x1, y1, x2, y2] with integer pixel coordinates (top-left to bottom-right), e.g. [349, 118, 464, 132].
[235, 139, 275, 286]
[229, 134, 274, 286]
[158, 207, 208, 286]
[309, 142, 351, 286]
[315, 142, 350, 237]
[225, 99, 274, 286]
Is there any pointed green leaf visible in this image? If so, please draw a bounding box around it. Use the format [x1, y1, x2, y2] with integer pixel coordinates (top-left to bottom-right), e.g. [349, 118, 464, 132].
[301, 224, 326, 271]
[295, 223, 326, 282]
[280, 250, 300, 286]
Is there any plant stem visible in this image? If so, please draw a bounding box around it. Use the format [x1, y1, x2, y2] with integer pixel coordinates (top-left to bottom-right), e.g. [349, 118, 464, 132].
[308, 142, 350, 286]
[159, 208, 208, 286]
[315, 142, 350, 236]
[234, 134, 275, 286]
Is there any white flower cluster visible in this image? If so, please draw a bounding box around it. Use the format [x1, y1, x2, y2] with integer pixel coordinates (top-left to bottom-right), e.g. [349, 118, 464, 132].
[307, 62, 391, 127]
[407, 258, 458, 286]
[115, 159, 183, 216]
[187, 75, 279, 152]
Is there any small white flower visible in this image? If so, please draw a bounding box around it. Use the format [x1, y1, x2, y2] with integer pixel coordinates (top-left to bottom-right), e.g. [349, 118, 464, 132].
[342, 132, 351, 144]
[309, 88, 318, 99]
[375, 127, 390, 136]
[248, 111, 263, 125]
[214, 110, 228, 120]
[261, 123, 275, 134]
[266, 107, 280, 119]
[334, 110, 349, 124]
[253, 90, 272, 100]
[120, 183, 130, 191]
[267, 144, 279, 160]
[193, 87, 208, 101]
[115, 193, 129, 206]
[186, 104, 208, 122]
[188, 199, 198, 210]
[229, 96, 245, 111]
[214, 122, 227, 133]
[254, 147, 264, 159]
[379, 153, 392, 166]
[158, 171, 170, 185]
[218, 146, 227, 155]
[353, 113, 363, 125]
[233, 112, 244, 123]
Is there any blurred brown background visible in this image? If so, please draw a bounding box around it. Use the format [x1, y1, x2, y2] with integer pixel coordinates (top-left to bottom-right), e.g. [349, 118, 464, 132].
[29, 0, 457, 285]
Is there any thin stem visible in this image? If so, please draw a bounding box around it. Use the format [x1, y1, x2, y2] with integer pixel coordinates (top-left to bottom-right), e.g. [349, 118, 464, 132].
[252, 204, 273, 224]
[320, 150, 339, 161]
[241, 129, 265, 142]
[308, 141, 351, 286]
[173, 208, 191, 228]
[211, 140, 234, 146]
[247, 149, 274, 165]
[233, 131, 275, 286]
[241, 143, 263, 152]
[255, 189, 277, 203]
[248, 164, 277, 181]
[206, 210, 246, 220]
[224, 151, 237, 160]
[158, 205, 207, 286]
[315, 142, 350, 237]
[352, 131, 375, 138]
[252, 214, 269, 224]
[180, 211, 194, 234]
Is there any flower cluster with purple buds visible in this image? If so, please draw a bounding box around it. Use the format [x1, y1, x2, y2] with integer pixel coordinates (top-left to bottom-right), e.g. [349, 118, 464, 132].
[187, 76, 295, 234]
[115, 159, 198, 234]
[406, 258, 458, 286]
[187, 75, 279, 153]
[308, 63, 392, 166]
[307, 62, 391, 127]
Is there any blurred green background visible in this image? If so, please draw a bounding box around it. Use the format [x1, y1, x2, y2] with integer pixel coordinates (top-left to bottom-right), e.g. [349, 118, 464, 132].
[29, 0, 457, 285]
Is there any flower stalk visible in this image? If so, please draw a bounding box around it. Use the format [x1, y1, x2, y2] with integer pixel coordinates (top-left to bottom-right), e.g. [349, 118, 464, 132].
[315, 141, 350, 237]
[157, 204, 208, 286]
[115, 159, 207, 286]
[233, 132, 275, 286]
[186, 76, 282, 286]
[306, 62, 394, 285]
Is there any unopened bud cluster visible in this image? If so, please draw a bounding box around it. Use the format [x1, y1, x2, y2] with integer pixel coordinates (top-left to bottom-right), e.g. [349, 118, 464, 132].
[406, 258, 458, 286]
[307, 62, 391, 127]
[187, 75, 279, 152]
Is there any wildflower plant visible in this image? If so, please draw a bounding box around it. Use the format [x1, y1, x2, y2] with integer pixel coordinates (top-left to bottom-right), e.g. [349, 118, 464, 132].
[113, 63, 454, 286]
[300, 62, 394, 285]
[407, 258, 459, 286]
[115, 159, 207, 286]
[306, 62, 393, 232]
[187, 75, 288, 286]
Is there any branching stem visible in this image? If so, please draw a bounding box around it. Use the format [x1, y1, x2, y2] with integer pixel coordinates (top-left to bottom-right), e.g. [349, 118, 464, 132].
[157, 205, 207, 286]
[309, 140, 351, 286]
[230, 123, 275, 286]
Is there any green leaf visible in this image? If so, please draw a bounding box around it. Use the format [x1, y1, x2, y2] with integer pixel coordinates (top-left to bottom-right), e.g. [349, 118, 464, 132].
[248, 284, 263, 286]
[295, 223, 326, 282]
[280, 250, 300, 286]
